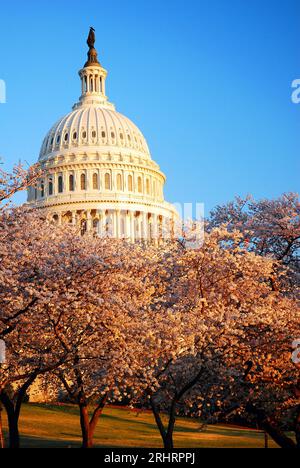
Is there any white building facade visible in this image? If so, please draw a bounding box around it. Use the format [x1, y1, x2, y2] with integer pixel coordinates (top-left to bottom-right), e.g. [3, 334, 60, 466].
[28, 30, 178, 241]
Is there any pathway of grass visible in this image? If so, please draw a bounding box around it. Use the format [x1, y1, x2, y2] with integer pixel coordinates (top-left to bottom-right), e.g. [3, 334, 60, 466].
[1, 403, 279, 448]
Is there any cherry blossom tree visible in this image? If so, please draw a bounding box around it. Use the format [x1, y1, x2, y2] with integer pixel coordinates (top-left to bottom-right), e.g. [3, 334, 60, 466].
[136, 228, 300, 449]
[0, 163, 40, 211]
[209, 193, 300, 294]
[41, 241, 162, 449]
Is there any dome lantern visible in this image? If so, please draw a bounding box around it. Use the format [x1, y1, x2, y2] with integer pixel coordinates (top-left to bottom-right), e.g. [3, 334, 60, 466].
[74, 28, 112, 110]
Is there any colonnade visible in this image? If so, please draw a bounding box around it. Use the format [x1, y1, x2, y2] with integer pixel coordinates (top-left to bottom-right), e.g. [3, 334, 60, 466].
[52, 208, 174, 242]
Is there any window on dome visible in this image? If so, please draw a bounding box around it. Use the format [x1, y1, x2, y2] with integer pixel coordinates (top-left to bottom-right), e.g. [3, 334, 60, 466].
[80, 174, 86, 190]
[128, 175, 133, 192]
[127, 134, 131, 141]
[56, 135, 61, 144]
[93, 173, 98, 190]
[82, 131, 87, 139]
[48, 179, 53, 196]
[117, 174, 122, 191]
[73, 132, 77, 140]
[92, 130, 96, 138]
[146, 179, 150, 195]
[64, 133, 68, 142]
[105, 173, 111, 190]
[101, 131, 106, 138]
[58, 176, 63, 193]
[111, 132, 115, 139]
[138, 177, 142, 193]
[69, 174, 74, 192]
[120, 133, 124, 140]
[50, 137, 54, 145]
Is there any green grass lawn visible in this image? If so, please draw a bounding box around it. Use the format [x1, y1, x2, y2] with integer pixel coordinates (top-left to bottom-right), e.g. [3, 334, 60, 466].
[1, 403, 279, 448]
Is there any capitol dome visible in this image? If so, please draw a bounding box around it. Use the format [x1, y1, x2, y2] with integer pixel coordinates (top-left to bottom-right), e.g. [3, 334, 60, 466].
[39, 107, 151, 162]
[28, 29, 178, 241]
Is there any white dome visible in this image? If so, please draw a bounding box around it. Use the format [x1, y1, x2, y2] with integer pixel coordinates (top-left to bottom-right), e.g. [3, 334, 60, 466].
[28, 28, 178, 242]
[39, 106, 151, 161]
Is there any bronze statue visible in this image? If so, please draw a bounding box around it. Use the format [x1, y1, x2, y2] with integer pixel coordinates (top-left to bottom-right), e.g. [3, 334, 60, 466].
[84, 27, 100, 67]
[87, 27, 96, 49]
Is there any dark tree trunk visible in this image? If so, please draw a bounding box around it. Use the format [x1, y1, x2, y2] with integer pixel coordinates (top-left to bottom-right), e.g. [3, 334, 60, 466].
[0, 373, 37, 449]
[150, 397, 175, 450]
[246, 404, 297, 449]
[164, 434, 174, 450]
[7, 410, 20, 449]
[0, 394, 20, 449]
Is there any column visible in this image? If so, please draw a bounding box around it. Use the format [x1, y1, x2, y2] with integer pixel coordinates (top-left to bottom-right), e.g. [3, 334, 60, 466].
[142, 212, 148, 241]
[115, 210, 121, 239]
[86, 210, 92, 232]
[130, 211, 135, 242]
[72, 211, 76, 226]
[152, 213, 158, 243]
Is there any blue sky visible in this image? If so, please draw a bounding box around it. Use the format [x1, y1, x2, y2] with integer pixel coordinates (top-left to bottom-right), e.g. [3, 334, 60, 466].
[0, 0, 299, 214]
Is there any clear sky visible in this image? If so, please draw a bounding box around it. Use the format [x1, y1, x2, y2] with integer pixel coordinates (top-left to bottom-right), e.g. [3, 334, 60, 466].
[0, 0, 299, 214]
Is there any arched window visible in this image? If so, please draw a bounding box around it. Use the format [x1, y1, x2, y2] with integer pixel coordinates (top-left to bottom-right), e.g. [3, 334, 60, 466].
[138, 177, 142, 193]
[117, 174, 122, 191]
[41, 182, 44, 198]
[128, 175, 133, 192]
[93, 173, 98, 190]
[58, 176, 63, 193]
[105, 173, 111, 190]
[80, 174, 86, 190]
[48, 179, 53, 196]
[146, 179, 150, 195]
[69, 174, 74, 191]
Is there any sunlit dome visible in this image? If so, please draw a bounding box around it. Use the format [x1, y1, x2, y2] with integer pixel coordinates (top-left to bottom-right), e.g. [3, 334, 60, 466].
[28, 28, 178, 241]
[39, 107, 151, 162]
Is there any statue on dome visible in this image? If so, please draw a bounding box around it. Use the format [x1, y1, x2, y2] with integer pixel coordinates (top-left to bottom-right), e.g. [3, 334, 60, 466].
[87, 27, 96, 49]
[84, 27, 100, 67]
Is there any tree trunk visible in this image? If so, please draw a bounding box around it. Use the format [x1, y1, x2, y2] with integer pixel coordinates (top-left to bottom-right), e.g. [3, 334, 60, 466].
[79, 403, 93, 448]
[246, 404, 297, 449]
[150, 396, 175, 450]
[0, 409, 4, 448]
[7, 410, 20, 449]
[78, 396, 107, 449]
[164, 433, 174, 450]
[88, 395, 108, 447]
[0, 392, 20, 449]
